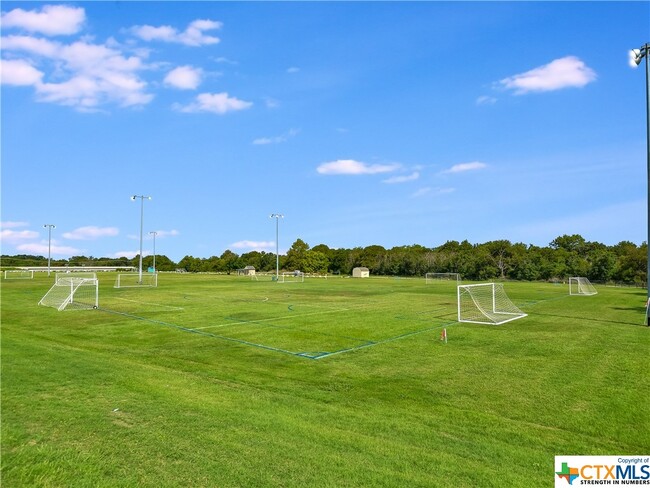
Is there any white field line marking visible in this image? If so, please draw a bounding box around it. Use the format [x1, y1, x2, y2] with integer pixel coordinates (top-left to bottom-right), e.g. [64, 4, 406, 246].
[193, 307, 350, 330]
[111, 297, 185, 311]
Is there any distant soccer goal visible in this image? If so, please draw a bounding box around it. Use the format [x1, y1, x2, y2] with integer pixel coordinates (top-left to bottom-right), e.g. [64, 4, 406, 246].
[278, 272, 305, 283]
[569, 277, 597, 296]
[39, 277, 98, 311]
[426, 272, 461, 284]
[457, 283, 527, 325]
[4, 270, 34, 279]
[114, 272, 158, 288]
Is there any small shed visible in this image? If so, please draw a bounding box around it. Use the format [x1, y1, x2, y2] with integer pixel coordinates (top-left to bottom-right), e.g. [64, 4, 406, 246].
[352, 267, 369, 278]
[237, 266, 256, 276]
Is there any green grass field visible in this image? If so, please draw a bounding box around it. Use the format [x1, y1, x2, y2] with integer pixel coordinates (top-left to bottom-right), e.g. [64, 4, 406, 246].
[2, 273, 649, 487]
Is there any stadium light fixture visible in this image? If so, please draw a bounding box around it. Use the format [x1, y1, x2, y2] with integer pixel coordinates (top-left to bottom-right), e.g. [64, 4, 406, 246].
[270, 213, 284, 280]
[43, 224, 55, 277]
[131, 195, 151, 283]
[149, 231, 158, 273]
[629, 43, 650, 324]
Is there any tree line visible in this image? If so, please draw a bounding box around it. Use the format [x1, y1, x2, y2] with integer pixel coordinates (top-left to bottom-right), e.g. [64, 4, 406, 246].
[1, 234, 646, 285]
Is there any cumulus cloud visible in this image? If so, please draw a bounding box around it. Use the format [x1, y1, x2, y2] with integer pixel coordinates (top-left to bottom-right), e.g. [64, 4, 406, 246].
[442, 161, 487, 174]
[317, 159, 401, 175]
[174, 92, 253, 114]
[0, 228, 40, 244]
[382, 171, 420, 184]
[130, 19, 222, 46]
[0, 5, 85, 36]
[164, 65, 202, 90]
[499, 56, 596, 94]
[1, 34, 153, 110]
[62, 226, 119, 240]
[17, 242, 82, 255]
[230, 240, 275, 251]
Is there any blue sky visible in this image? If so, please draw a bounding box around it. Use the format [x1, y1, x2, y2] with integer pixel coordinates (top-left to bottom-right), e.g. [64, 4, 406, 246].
[1, 1, 648, 262]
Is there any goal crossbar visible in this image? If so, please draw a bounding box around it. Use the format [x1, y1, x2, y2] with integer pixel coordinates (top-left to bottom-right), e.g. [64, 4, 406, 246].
[426, 272, 461, 284]
[569, 277, 597, 296]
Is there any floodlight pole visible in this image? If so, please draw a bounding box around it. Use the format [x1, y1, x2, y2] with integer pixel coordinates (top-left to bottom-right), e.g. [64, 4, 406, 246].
[630, 43, 650, 323]
[131, 195, 151, 283]
[270, 213, 284, 280]
[149, 231, 157, 272]
[43, 224, 55, 277]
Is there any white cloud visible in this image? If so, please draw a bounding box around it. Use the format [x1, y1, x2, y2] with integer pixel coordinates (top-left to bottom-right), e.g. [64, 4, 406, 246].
[442, 161, 487, 174]
[476, 95, 497, 106]
[317, 159, 401, 175]
[383, 171, 420, 184]
[62, 226, 119, 240]
[131, 19, 222, 47]
[164, 65, 202, 90]
[499, 56, 596, 94]
[1, 35, 153, 110]
[1, 35, 60, 56]
[410, 187, 455, 198]
[253, 128, 299, 145]
[264, 97, 280, 109]
[411, 187, 431, 198]
[287, 67, 300, 74]
[149, 229, 179, 238]
[230, 240, 275, 251]
[1, 5, 85, 36]
[1, 221, 29, 229]
[0, 229, 40, 244]
[175, 92, 253, 114]
[16, 242, 82, 255]
[213, 56, 238, 65]
[0, 59, 44, 86]
[111, 250, 142, 259]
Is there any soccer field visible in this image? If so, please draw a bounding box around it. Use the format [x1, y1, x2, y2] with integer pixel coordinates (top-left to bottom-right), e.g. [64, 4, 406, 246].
[2, 273, 649, 486]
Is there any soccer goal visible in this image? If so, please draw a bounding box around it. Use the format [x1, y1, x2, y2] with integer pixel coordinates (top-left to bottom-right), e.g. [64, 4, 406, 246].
[426, 272, 461, 284]
[457, 283, 527, 325]
[4, 270, 34, 279]
[39, 276, 98, 311]
[278, 272, 304, 283]
[114, 272, 158, 288]
[569, 277, 597, 296]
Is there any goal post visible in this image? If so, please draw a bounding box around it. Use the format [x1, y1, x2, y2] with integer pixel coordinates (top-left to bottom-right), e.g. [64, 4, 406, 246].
[39, 277, 98, 311]
[114, 272, 158, 288]
[457, 283, 527, 325]
[426, 272, 461, 284]
[4, 270, 34, 279]
[569, 277, 597, 296]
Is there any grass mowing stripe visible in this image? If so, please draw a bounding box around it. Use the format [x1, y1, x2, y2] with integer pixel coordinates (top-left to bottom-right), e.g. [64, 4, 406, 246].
[193, 307, 351, 330]
[97, 307, 313, 359]
[315, 320, 458, 359]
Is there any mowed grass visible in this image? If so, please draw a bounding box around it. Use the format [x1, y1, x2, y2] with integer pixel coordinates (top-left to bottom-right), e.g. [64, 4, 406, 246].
[2, 273, 649, 487]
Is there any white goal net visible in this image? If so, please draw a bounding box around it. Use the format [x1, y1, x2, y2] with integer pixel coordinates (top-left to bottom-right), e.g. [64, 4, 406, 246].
[457, 283, 527, 325]
[4, 270, 34, 279]
[569, 277, 597, 296]
[426, 272, 461, 284]
[114, 272, 158, 288]
[39, 277, 98, 311]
